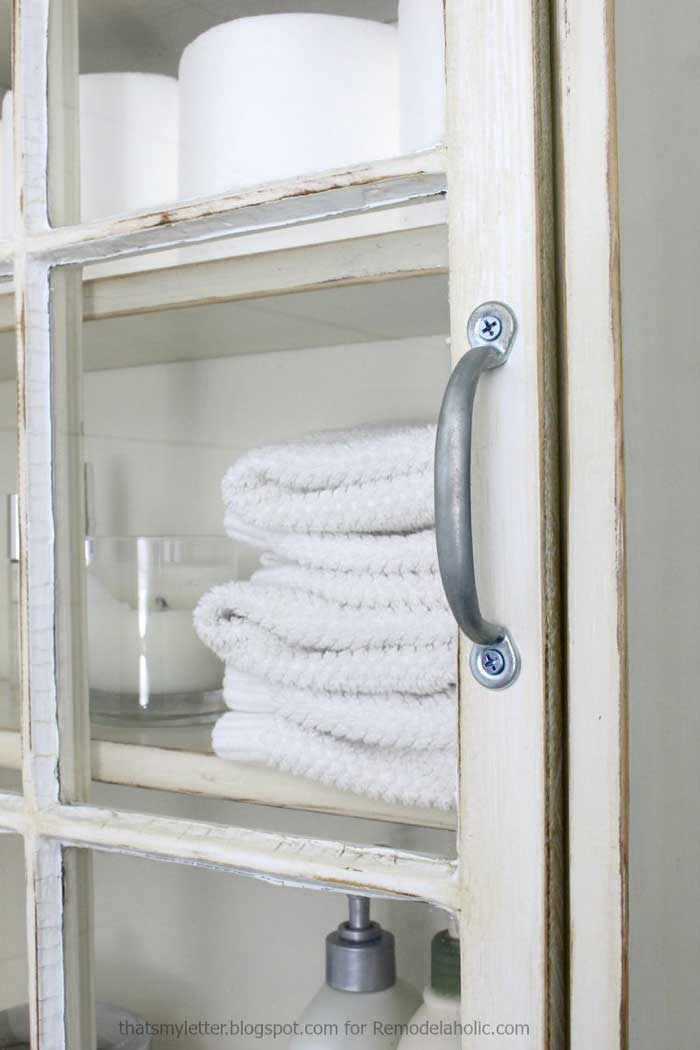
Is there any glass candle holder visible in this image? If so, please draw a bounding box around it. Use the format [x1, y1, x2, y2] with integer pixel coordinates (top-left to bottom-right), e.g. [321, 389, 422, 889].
[86, 536, 235, 726]
[0, 1001, 152, 1049]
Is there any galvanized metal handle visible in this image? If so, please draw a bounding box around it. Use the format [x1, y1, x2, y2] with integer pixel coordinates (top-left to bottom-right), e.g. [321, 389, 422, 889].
[435, 302, 520, 689]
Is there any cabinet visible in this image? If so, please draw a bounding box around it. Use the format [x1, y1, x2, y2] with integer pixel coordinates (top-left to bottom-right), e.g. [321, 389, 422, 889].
[0, 1, 695, 1048]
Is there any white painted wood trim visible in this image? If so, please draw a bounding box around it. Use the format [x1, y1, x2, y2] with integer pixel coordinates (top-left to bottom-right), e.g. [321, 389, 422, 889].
[24, 151, 446, 266]
[24, 836, 66, 1050]
[14, 0, 51, 235]
[552, 2, 627, 1048]
[0, 224, 447, 334]
[445, 0, 563, 1047]
[0, 798, 459, 909]
[17, 258, 59, 810]
[13, 3, 97, 1047]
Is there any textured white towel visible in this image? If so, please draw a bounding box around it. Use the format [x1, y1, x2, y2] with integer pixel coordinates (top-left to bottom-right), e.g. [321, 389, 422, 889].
[212, 712, 456, 810]
[195, 578, 455, 653]
[252, 562, 447, 609]
[195, 612, 455, 696]
[251, 529, 440, 575]
[223, 424, 436, 538]
[224, 669, 457, 751]
[200, 423, 457, 810]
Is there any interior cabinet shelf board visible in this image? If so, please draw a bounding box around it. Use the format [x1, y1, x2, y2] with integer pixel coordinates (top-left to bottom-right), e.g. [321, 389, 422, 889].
[0, 226, 449, 377]
[0, 729, 455, 832]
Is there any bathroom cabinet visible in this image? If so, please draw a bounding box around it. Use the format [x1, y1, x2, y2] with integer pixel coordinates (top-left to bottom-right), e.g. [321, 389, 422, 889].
[0, 1, 697, 1049]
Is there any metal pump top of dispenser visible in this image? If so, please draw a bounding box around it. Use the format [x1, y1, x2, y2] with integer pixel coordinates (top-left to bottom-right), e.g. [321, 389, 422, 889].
[326, 896, 396, 994]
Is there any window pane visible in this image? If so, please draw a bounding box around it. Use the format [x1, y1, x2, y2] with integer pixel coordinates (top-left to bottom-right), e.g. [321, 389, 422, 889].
[46, 221, 458, 842]
[0, 277, 19, 787]
[91, 847, 449, 1050]
[35, 1, 447, 226]
[0, 832, 28, 1013]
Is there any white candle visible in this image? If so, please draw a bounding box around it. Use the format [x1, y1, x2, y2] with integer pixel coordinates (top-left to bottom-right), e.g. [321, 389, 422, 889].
[87, 566, 224, 698]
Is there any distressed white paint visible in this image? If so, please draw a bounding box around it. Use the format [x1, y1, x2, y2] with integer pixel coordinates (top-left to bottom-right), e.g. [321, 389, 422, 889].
[445, 0, 563, 1047]
[14, 3, 96, 1049]
[16, 257, 60, 809]
[552, 3, 627, 1049]
[0, 795, 458, 910]
[23, 836, 65, 1050]
[31, 151, 446, 267]
[0, 223, 447, 335]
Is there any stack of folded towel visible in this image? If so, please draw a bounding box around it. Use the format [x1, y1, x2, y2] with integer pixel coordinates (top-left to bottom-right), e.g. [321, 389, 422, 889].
[194, 424, 457, 811]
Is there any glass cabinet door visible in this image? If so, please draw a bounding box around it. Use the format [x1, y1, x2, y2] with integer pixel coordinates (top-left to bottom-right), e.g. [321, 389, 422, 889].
[0, 2, 567, 1048]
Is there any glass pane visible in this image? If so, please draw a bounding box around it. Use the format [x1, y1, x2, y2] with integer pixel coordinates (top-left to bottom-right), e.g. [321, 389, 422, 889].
[0, 832, 29, 1015]
[0, 278, 18, 787]
[92, 848, 452, 1050]
[93, 780, 455, 857]
[64, 235, 457, 839]
[0, 2, 10, 240]
[38, 1, 447, 227]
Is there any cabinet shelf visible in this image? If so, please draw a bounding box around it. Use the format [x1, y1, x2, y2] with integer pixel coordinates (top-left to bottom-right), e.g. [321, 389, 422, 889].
[0, 727, 454, 831]
[0, 221, 448, 377]
[0, 680, 451, 829]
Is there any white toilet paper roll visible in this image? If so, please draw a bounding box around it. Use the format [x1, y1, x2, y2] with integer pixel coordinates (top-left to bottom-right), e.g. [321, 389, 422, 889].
[399, 0, 447, 153]
[1, 73, 178, 235]
[79, 73, 178, 221]
[179, 14, 399, 199]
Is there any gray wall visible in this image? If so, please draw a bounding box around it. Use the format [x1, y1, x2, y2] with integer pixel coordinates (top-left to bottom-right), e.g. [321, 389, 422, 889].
[616, 1, 700, 1047]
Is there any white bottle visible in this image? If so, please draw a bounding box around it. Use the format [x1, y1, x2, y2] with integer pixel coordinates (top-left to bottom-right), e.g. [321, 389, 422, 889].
[290, 896, 421, 1050]
[396, 929, 461, 1049]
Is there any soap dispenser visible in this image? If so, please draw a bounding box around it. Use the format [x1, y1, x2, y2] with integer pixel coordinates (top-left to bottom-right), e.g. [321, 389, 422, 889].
[396, 922, 461, 1048]
[290, 896, 421, 1049]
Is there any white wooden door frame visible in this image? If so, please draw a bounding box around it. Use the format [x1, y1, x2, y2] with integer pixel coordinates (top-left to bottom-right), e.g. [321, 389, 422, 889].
[553, 2, 628, 1049]
[446, 2, 563, 1047]
[0, 1, 578, 1048]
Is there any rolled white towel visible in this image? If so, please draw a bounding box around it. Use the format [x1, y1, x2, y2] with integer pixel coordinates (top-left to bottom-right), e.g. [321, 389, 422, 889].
[212, 711, 456, 811]
[194, 610, 456, 696]
[224, 669, 457, 751]
[195, 578, 454, 653]
[223, 424, 436, 538]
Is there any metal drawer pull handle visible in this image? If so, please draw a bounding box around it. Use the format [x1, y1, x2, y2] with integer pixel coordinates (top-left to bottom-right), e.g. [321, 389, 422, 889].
[435, 301, 520, 689]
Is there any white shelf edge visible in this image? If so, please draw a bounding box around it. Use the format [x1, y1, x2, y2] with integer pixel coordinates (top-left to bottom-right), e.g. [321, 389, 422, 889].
[24, 149, 447, 266]
[0, 223, 448, 336]
[0, 730, 455, 831]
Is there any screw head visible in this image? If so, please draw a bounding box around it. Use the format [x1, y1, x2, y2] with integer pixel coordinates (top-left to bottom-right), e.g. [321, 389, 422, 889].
[480, 647, 506, 676]
[479, 315, 502, 342]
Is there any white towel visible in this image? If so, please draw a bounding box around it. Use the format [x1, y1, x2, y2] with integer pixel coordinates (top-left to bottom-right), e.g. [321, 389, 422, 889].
[224, 669, 457, 751]
[195, 578, 455, 653]
[252, 561, 447, 609]
[212, 712, 456, 811]
[200, 423, 457, 810]
[195, 613, 455, 696]
[223, 424, 436, 539]
[251, 529, 440, 575]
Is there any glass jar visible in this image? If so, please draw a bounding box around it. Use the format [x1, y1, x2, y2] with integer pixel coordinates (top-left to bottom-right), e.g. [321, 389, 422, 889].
[0, 1001, 152, 1049]
[86, 536, 237, 726]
